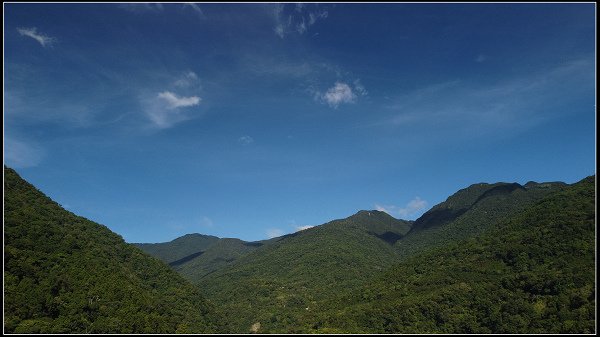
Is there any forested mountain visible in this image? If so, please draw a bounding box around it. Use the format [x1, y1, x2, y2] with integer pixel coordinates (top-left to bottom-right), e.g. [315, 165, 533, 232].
[195, 211, 414, 333]
[394, 180, 566, 259]
[189, 178, 593, 333]
[4, 165, 595, 334]
[136, 235, 266, 280]
[133, 233, 220, 265]
[3, 167, 220, 334]
[308, 176, 595, 333]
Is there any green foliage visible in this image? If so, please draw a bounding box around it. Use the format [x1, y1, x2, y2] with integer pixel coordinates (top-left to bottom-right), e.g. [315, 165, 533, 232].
[196, 211, 412, 333]
[6, 164, 594, 334]
[3, 167, 221, 333]
[395, 181, 566, 260]
[308, 176, 595, 333]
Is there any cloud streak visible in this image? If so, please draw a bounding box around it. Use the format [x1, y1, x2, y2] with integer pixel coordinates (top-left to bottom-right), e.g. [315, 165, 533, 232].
[17, 27, 56, 47]
[376, 197, 428, 219]
[157, 91, 201, 109]
[384, 58, 594, 139]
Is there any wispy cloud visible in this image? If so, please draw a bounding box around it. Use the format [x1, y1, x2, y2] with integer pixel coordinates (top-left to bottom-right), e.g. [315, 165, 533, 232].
[376, 197, 428, 219]
[266, 228, 285, 238]
[130, 71, 205, 129]
[143, 90, 201, 129]
[384, 58, 594, 138]
[183, 3, 205, 18]
[315, 81, 367, 108]
[238, 135, 254, 145]
[398, 197, 428, 218]
[17, 27, 56, 47]
[295, 225, 314, 232]
[475, 54, 486, 63]
[174, 71, 200, 88]
[118, 3, 163, 13]
[157, 91, 201, 109]
[271, 3, 329, 39]
[5, 137, 45, 168]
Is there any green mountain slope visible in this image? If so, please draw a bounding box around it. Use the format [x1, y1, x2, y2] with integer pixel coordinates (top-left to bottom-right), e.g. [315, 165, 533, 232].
[196, 210, 412, 333]
[135, 234, 266, 281]
[174, 238, 265, 280]
[305, 176, 596, 333]
[3, 167, 220, 334]
[395, 181, 566, 259]
[133, 233, 220, 265]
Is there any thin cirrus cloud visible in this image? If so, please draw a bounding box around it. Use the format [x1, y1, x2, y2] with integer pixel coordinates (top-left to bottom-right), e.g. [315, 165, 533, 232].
[17, 27, 56, 47]
[315, 81, 367, 108]
[5, 137, 45, 168]
[238, 136, 254, 145]
[376, 197, 428, 219]
[183, 3, 205, 18]
[384, 57, 594, 138]
[272, 3, 329, 38]
[266, 228, 285, 239]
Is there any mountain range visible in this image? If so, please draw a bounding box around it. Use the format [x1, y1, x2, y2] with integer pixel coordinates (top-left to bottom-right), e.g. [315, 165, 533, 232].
[4, 166, 596, 333]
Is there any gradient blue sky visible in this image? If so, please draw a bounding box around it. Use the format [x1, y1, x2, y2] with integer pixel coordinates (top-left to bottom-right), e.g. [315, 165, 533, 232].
[4, 3, 596, 243]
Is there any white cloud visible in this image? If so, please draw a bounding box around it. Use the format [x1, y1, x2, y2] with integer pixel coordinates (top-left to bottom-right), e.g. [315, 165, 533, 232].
[295, 225, 314, 232]
[17, 27, 56, 47]
[376, 197, 428, 219]
[158, 91, 201, 109]
[143, 91, 201, 129]
[5, 138, 45, 168]
[274, 24, 285, 38]
[184, 3, 205, 17]
[353, 79, 368, 96]
[296, 19, 307, 34]
[375, 204, 394, 214]
[271, 4, 329, 38]
[238, 135, 254, 145]
[266, 228, 285, 239]
[317, 82, 357, 108]
[174, 71, 200, 88]
[398, 197, 428, 218]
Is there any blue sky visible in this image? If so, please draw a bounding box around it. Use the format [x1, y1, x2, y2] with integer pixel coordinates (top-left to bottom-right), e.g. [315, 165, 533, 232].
[4, 3, 596, 243]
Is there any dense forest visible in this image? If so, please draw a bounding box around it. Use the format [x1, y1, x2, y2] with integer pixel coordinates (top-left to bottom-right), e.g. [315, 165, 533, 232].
[4, 166, 596, 334]
[4, 167, 220, 333]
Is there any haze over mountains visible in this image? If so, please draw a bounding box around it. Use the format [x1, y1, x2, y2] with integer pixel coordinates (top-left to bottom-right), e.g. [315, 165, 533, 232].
[4, 166, 595, 333]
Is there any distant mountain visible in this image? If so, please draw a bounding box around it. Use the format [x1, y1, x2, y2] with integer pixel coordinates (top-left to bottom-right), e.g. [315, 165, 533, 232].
[136, 235, 266, 281]
[195, 210, 413, 333]
[307, 176, 595, 333]
[133, 233, 221, 265]
[3, 167, 220, 334]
